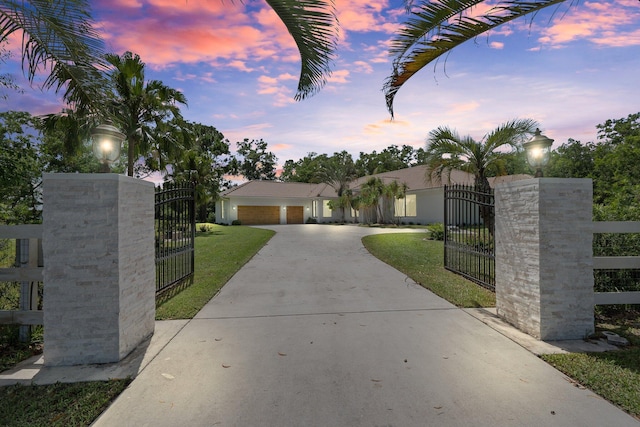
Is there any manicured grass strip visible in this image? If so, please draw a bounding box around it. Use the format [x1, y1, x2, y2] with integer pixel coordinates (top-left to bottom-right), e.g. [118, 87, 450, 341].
[362, 233, 495, 308]
[541, 350, 640, 418]
[156, 225, 275, 320]
[0, 379, 131, 427]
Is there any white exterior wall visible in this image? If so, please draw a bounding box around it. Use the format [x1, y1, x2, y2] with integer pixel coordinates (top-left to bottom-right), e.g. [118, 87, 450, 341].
[42, 174, 155, 366]
[357, 189, 445, 225]
[218, 197, 338, 224]
[495, 178, 594, 340]
[414, 188, 445, 225]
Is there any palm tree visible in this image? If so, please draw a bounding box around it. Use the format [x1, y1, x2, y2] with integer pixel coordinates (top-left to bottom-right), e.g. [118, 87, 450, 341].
[0, 0, 108, 109]
[384, 0, 567, 116]
[384, 180, 408, 224]
[424, 119, 538, 189]
[170, 122, 232, 221]
[316, 151, 357, 222]
[358, 177, 385, 224]
[106, 51, 188, 177]
[266, 0, 339, 101]
[424, 118, 538, 231]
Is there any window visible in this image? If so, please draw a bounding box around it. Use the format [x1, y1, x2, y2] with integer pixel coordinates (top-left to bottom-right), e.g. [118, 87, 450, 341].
[221, 200, 225, 219]
[395, 194, 416, 217]
[312, 200, 319, 217]
[323, 200, 332, 217]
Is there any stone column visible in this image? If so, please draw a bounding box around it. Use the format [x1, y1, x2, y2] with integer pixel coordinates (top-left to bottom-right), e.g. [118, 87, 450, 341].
[495, 178, 594, 340]
[42, 174, 155, 366]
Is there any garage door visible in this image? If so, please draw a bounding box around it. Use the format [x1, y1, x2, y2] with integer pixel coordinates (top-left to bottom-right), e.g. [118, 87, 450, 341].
[237, 206, 280, 225]
[286, 206, 304, 224]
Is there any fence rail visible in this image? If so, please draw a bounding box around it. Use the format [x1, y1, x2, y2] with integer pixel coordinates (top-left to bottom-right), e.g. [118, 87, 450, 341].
[593, 221, 640, 305]
[0, 225, 43, 329]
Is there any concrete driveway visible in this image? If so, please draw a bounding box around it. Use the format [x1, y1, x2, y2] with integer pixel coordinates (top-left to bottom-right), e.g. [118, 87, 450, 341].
[94, 224, 639, 426]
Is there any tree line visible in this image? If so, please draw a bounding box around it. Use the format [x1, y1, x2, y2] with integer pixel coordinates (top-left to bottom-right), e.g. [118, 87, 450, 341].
[3, 111, 640, 224]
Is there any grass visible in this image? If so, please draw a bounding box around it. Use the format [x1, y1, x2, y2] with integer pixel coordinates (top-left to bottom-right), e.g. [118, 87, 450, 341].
[156, 224, 274, 319]
[362, 233, 495, 308]
[363, 232, 640, 419]
[0, 224, 273, 426]
[541, 312, 640, 418]
[0, 379, 131, 427]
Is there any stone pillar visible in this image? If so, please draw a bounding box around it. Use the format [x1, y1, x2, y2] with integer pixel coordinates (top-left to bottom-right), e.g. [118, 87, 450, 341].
[495, 178, 594, 340]
[42, 174, 155, 366]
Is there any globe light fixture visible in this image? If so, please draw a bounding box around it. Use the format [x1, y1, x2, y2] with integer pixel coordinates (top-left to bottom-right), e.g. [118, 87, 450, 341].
[92, 121, 125, 172]
[523, 128, 554, 178]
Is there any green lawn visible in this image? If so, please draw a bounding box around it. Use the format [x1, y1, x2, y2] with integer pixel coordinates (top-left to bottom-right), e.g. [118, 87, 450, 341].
[0, 224, 274, 427]
[541, 316, 640, 418]
[156, 224, 274, 319]
[362, 233, 495, 308]
[0, 380, 131, 427]
[363, 232, 640, 419]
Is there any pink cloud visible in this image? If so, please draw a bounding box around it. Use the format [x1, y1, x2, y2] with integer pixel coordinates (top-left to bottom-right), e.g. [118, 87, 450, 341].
[538, 0, 640, 48]
[257, 74, 297, 106]
[277, 73, 298, 81]
[335, 0, 397, 33]
[93, 0, 142, 9]
[327, 69, 350, 83]
[228, 61, 255, 73]
[353, 61, 374, 73]
[94, 0, 303, 71]
[490, 41, 504, 49]
[449, 101, 480, 114]
[591, 29, 640, 47]
[271, 143, 292, 152]
[258, 75, 278, 85]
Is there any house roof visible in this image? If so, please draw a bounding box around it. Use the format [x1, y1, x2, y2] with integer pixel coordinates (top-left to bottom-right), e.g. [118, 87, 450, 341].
[220, 180, 338, 198]
[220, 166, 532, 198]
[350, 165, 476, 191]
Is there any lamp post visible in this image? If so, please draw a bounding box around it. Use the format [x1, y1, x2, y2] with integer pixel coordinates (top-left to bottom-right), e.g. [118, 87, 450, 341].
[92, 121, 125, 173]
[523, 128, 553, 178]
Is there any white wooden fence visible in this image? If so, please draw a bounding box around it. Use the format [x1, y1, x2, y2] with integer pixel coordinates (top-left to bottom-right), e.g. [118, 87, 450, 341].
[593, 221, 640, 305]
[0, 224, 44, 326]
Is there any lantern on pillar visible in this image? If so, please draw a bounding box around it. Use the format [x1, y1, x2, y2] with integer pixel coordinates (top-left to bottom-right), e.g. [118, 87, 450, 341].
[523, 128, 553, 178]
[91, 121, 125, 172]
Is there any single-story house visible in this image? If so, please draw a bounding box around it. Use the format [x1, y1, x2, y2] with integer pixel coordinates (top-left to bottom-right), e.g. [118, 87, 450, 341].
[215, 165, 530, 225]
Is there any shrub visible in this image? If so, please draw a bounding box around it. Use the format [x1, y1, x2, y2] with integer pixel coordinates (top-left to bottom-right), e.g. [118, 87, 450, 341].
[427, 223, 445, 240]
[231, 220, 242, 226]
[306, 217, 318, 224]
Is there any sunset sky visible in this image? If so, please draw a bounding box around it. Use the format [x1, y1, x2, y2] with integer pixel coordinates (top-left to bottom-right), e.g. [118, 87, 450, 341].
[3, 0, 640, 169]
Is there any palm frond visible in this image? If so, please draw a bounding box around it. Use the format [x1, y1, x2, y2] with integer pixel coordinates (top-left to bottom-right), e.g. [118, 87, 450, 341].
[266, 0, 338, 100]
[0, 0, 108, 110]
[384, 0, 567, 117]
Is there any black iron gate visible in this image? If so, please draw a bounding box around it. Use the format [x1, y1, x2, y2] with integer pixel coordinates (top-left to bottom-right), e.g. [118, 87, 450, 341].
[155, 182, 195, 297]
[444, 184, 495, 291]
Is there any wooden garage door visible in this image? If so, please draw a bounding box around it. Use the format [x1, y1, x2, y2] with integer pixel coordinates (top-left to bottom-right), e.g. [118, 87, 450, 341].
[237, 206, 280, 225]
[286, 206, 304, 224]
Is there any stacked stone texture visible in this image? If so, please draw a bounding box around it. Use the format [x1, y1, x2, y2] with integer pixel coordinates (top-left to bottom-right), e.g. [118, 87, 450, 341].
[495, 178, 594, 340]
[43, 174, 155, 366]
